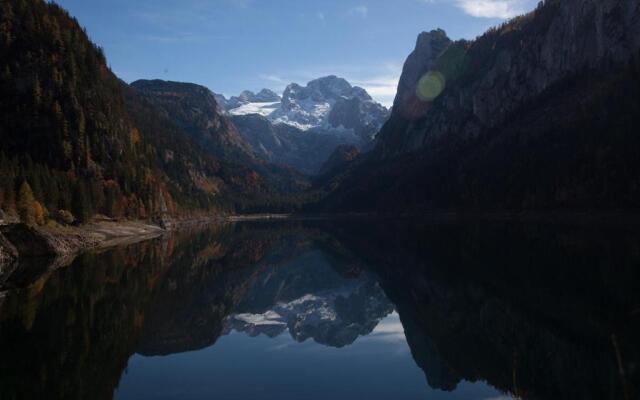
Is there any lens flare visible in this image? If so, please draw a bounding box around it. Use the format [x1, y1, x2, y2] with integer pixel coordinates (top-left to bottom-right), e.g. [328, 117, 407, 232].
[416, 71, 446, 102]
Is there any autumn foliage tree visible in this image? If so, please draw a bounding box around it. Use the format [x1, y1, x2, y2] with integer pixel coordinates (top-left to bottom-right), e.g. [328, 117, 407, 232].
[16, 181, 47, 226]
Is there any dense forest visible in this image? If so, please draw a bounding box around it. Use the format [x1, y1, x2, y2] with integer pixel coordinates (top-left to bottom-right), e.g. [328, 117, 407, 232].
[0, 0, 281, 225]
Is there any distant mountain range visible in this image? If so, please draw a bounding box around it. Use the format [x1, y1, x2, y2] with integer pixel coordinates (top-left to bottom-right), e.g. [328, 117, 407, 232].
[217, 76, 389, 136]
[132, 76, 387, 177]
[216, 76, 390, 174]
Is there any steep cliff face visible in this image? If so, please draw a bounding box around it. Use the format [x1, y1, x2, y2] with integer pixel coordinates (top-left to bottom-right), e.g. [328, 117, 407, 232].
[377, 0, 640, 159]
[320, 0, 640, 212]
[391, 29, 452, 121]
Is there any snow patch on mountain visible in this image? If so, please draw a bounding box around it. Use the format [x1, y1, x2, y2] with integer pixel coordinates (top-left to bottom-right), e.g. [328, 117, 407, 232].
[229, 101, 280, 118]
[216, 76, 390, 139]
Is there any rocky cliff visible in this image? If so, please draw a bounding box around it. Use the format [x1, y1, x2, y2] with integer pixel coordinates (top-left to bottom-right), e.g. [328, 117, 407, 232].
[378, 0, 640, 158]
[320, 0, 640, 212]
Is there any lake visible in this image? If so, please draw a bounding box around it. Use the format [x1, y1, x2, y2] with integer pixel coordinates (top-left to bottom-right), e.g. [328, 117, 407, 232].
[1, 219, 639, 399]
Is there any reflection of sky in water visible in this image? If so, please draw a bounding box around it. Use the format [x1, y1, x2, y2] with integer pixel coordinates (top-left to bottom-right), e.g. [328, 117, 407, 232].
[115, 311, 503, 400]
[365, 312, 408, 343]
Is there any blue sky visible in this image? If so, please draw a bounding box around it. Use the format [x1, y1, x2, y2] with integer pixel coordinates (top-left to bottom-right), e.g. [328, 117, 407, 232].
[54, 0, 538, 106]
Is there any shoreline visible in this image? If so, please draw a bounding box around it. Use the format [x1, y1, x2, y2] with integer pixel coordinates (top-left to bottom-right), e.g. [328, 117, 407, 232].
[0, 221, 165, 261]
[3, 209, 640, 261]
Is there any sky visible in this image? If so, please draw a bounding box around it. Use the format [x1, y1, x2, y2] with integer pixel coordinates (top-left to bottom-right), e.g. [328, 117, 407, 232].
[54, 0, 538, 106]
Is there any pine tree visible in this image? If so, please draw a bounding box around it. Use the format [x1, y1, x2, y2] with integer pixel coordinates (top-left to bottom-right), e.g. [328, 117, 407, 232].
[33, 201, 47, 225]
[33, 76, 42, 106]
[17, 181, 36, 225]
[72, 181, 91, 223]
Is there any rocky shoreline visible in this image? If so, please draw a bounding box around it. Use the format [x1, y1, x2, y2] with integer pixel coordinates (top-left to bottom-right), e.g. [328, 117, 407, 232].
[0, 221, 165, 260]
[0, 214, 271, 265]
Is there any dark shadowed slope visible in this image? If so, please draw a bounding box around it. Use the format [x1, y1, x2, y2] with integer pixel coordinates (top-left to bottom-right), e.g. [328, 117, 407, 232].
[318, 0, 640, 213]
[0, 0, 279, 222]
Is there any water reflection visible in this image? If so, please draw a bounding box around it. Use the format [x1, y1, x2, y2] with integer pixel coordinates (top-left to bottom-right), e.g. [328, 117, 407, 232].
[0, 219, 639, 400]
[223, 249, 393, 348]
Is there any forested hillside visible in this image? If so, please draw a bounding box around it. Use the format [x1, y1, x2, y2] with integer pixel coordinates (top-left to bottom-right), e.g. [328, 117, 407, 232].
[0, 0, 269, 224]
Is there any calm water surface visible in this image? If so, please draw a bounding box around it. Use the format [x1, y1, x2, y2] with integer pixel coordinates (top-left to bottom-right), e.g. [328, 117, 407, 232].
[1, 219, 639, 399]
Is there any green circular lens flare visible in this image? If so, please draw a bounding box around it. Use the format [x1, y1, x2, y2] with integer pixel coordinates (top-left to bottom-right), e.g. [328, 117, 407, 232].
[416, 71, 446, 102]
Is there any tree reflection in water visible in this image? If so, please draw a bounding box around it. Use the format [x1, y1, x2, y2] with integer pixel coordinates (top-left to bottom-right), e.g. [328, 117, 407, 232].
[1, 219, 638, 400]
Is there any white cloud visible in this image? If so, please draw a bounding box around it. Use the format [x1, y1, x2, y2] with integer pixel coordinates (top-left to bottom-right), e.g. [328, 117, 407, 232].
[455, 0, 530, 18]
[352, 76, 398, 107]
[422, 0, 535, 19]
[316, 11, 326, 22]
[259, 74, 288, 84]
[348, 5, 369, 19]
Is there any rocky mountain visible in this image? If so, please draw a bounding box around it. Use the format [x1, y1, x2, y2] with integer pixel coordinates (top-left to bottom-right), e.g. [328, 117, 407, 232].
[230, 114, 362, 175]
[0, 0, 273, 223]
[131, 80, 256, 164]
[129, 79, 315, 199]
[216, 76, 389, 174]
[219, 76, 389, 139]
[318, 0, 640, 212]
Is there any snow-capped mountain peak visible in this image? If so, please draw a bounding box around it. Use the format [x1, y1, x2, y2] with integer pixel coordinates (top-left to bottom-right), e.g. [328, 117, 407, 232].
[217, 75, 390, 139]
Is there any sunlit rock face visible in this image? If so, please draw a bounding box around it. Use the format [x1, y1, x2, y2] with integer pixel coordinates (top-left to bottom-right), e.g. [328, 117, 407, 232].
[224, 250, 394, 348]
[218, 75, 389, 135]
[216, 76, 389, 174]
[393, 29, 452, 121]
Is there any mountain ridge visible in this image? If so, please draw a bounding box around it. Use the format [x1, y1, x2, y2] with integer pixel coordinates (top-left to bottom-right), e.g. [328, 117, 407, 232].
[317, 0, 640, 213]
[216, 75, 389, 175]
[0, 0, 279, 224]
[218, 75, 389, 137]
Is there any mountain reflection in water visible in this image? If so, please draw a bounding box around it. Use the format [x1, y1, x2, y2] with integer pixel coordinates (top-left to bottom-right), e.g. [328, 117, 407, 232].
[0, 219, 639, 400]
